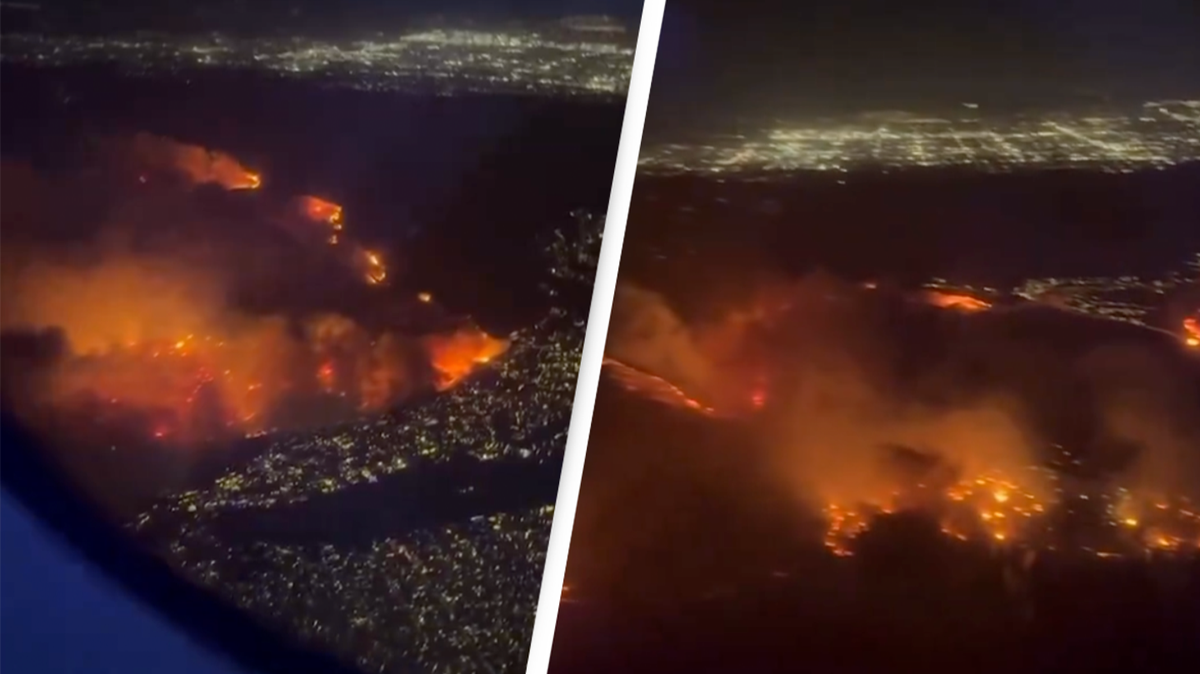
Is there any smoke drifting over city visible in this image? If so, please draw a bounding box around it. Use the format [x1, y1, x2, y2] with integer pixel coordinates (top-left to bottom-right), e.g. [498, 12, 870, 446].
[606, 273, 1200, 522]
[0, 134, 507, 446]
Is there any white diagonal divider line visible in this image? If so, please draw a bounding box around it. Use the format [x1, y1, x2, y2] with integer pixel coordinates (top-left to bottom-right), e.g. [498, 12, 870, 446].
[524, 2, 666, 672]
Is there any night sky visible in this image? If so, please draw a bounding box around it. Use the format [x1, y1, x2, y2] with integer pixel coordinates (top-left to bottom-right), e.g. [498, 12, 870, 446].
[647, 0, 1200, 129]
[6, 0, 648, 35]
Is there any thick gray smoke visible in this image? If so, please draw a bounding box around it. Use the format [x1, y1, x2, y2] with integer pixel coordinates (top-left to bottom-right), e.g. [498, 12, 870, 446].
[607, 283, 721, 401]
[606, 275, 1200, 509]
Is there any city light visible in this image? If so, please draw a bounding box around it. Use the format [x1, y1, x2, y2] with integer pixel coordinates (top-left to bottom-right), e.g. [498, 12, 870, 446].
[1, 27, 636, 97]
[639, 101, 1200, 175]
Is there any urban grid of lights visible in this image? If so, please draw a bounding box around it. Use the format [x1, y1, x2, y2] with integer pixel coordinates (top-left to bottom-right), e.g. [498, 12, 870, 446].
[641, 101, 1200, 174]
[0, 24, 634, 96]
[132, 212, 605, 674]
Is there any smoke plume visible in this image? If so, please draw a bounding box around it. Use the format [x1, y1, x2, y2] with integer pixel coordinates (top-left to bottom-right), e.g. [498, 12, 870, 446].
[609, 273, 1051, 508]
[126, 133, 261, 190]
[0, 136, 505, 446]
[606, 274, 1200, 512]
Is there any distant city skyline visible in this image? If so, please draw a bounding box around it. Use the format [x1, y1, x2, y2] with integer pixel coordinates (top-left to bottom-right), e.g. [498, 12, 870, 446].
[638, 99, 1200, 174]
[0, 24, 636, 97]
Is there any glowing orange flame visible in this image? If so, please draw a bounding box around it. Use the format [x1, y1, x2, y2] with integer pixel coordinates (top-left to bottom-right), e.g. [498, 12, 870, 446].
[821, 472, 1046, 555]
[48, 331, 285, 439]
[750, 388, 767, 409]
[1184, 316, 1199, 348]
[293, 198, 387, 287]
[820, 474, 1200, 557]
[1111, 494, 1200, 552]
[355, 247, 388, 286]
[924, 291, 992, 312]
[424, 326, 509, 391]
[130, 133, 261, 191]
[303, 314, 415, 412]
[602, 358, 717, 416]
[317, 361, 336, 393]
[298, 196, 345, 234]
[0, 253, 442, 443]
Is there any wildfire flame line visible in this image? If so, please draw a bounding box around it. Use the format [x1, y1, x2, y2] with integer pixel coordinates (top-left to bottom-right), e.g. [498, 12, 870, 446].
[821, 477, 1199, 558]
[4, 137, 505, 444]
[296, 196, 388, 287]
[131, 133, 262, 191]
[923, 291, 992, 313]
[426, 328, 510, 391]
[603, 358, 718, 416]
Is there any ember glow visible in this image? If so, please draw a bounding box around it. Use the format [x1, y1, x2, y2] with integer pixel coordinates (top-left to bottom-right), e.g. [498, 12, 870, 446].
[821, 471, 1049, 556]
[823, 483, 1200, 558]
[130, 133, 261, 191]
[749, 373, 769, 409]
[298, 196, 345, 242]
[1111, 493, 1200, 552]
[1184, 316, 1199, 348]
[923, 290, 992, 312]
[357, 248, 388, 286]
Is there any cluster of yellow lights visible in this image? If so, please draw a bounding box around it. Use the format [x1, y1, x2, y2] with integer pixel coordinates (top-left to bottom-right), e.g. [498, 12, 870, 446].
[638, 103, 1200, 175]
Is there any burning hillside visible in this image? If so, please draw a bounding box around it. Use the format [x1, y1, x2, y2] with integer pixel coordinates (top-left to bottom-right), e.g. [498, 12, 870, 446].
[593, 274, 1200, 565]
[603, 358, 717, 416]
[128, 133, 262, 191]
[299, 195, 345, 235]
[922, 290, 992, 312]
[425, 327, 511, 391]
[1, 245, 507, 443]
[293, 195, 390, 286]
[0, 135, 505, 444]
